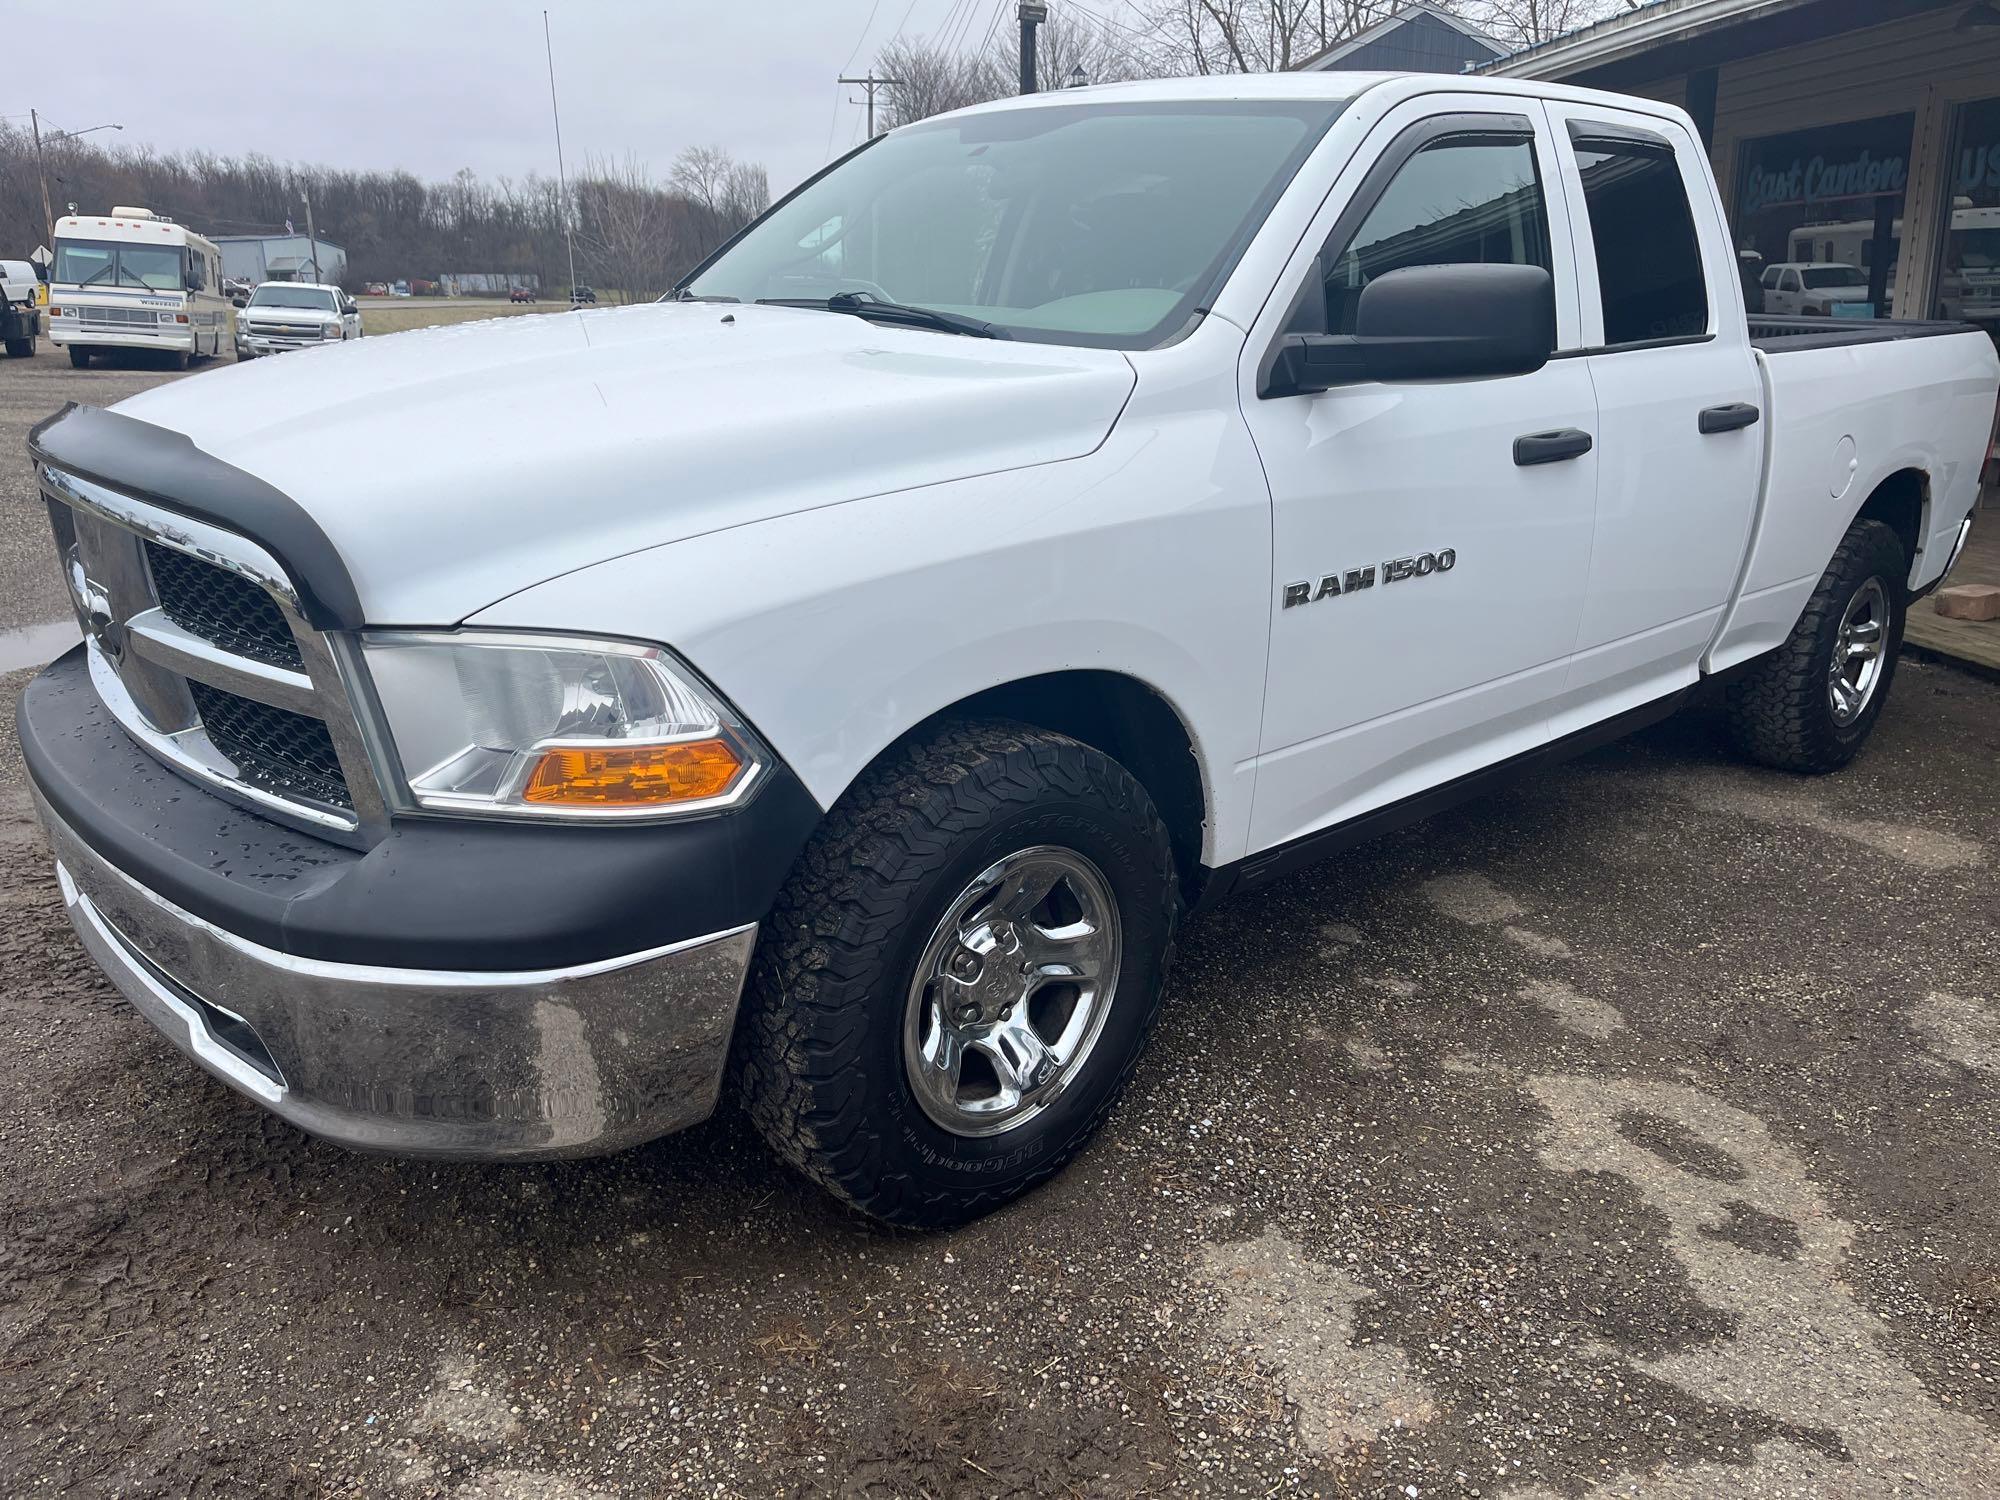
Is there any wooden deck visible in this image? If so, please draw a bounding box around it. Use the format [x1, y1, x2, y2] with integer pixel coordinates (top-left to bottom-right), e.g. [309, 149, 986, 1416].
[1906, 503, 2000, 674]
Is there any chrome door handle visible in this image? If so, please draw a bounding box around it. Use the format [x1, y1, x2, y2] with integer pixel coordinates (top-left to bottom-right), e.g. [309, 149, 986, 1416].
[1513, 428, 1593, 466]
[1699, 402, 1760, 434]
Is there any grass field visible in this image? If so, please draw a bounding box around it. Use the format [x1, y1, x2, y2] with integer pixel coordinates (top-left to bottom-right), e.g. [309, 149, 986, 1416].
[353, 298, 572, 336]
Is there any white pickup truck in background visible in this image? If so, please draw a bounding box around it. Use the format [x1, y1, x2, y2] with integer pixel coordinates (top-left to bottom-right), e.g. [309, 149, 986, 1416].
[19, 73, 1998, 1228]
[235, 281, 362, 357]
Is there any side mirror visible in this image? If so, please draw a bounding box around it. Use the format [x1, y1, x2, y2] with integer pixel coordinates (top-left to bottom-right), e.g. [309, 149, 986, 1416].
[1264, 263, 1556, 396]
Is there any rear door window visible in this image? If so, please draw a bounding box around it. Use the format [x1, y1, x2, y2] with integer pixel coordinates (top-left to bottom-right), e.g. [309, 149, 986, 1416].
[1569, 125, 1710, 345]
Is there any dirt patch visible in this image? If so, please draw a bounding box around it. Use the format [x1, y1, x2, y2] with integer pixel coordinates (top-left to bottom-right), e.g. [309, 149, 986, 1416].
[1911, 990, 2000, 1074]
[1503, 925, 1574, 959]
[1530, 1075, 2000, 1492]
[1522, 979, 1625, 1039]
[1667, 770, 1985, 872]
[1201, 1229, 1435, 1456]
[1421, 870, 1527, 925]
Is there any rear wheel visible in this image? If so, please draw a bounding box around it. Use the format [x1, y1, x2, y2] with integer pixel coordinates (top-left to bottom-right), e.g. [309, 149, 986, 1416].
[1724, 518, 1906, 772]
[67, 346, 90, 369]
[4, 337, 31, 358]
[735, 721, 1179, 1228]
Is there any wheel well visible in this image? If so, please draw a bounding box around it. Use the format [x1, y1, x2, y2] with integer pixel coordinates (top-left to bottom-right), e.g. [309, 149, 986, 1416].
[1854, 468, 1926, 579]
[907, 671, 1210, 896]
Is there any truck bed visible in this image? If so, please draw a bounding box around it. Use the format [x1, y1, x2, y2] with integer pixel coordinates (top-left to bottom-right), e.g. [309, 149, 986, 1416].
[1748, 315, 1985, 353]
[1705, 315, 1998, 677]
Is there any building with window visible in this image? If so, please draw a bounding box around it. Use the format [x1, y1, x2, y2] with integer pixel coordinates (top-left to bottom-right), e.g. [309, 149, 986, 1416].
[1296, 2, 1505, 74]
[1483, 0, 2000, 352]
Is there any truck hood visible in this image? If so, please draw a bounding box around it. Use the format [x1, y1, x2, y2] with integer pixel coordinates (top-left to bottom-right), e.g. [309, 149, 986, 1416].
[111, 302, 1136, 624]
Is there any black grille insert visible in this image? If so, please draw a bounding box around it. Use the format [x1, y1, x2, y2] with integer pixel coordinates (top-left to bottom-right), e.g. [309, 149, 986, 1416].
[188, 680, 352, 811]
[145, 541, 303, 670]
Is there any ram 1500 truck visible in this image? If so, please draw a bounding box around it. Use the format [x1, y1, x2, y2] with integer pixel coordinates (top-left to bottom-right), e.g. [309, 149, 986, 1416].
[19, 74, 1998, 1227]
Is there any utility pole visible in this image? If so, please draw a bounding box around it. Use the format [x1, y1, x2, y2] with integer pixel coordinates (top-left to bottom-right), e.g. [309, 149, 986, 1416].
[544, 9, 578, 301]
[837, 72, 903, 138]
[28, 112, 122, 250]
[1018, 2, 1049, 94]
[302, 183, 321, 282]
[31, 110, 55, 251]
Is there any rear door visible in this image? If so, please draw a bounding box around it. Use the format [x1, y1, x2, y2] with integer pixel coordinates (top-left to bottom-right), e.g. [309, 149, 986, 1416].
[1238, 95, 1600, 854]
[1540, 103, 1765, 730]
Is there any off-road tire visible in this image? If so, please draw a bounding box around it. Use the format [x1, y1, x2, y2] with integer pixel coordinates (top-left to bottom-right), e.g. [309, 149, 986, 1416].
[735, 720, 1179, 1228]
[67, 346, 89, 369]
[1724, 518, 1907, 773]
[4, 336, 32, 358]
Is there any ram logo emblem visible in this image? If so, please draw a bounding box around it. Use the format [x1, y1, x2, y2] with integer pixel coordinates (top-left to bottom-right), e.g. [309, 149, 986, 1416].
[1283, 549, 1456, 608]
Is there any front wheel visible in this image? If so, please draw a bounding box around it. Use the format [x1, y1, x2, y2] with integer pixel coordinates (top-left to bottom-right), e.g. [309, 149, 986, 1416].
[67, 346, 90, 369]
[1724, 517, 1907, 772]
[736, 722, 1179, 1228]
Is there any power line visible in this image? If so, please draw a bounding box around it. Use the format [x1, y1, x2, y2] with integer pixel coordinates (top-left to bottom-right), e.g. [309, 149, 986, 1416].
[839, 0, 886, 74]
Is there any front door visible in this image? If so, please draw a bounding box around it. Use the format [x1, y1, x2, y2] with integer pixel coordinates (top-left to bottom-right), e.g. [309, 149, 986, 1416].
[1239, 98, 1599, 855]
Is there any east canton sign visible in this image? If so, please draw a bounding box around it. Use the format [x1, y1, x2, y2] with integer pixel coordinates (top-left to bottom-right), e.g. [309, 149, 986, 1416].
[1738, 113, 1915, 215]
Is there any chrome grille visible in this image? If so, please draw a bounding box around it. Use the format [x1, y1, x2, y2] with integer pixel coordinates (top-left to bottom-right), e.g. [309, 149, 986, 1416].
[79, 305, 160, 329]
[38, 464, 385, 845]
[145, 541, 304, 670]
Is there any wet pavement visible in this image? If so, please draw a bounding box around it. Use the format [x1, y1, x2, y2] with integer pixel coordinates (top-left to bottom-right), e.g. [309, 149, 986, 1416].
[0, 339, 1995, 1499]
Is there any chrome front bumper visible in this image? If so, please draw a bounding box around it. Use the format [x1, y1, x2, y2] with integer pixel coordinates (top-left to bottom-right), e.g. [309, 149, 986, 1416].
[37, 791, 757, 1159]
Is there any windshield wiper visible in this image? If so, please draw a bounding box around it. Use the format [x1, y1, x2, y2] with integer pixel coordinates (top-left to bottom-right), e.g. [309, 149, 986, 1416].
[78, 263, 116, 288]
[758, 292, 1008, 340]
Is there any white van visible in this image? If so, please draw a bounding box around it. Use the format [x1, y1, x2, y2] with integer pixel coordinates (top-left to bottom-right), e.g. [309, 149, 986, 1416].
[46, 208, 229, 370]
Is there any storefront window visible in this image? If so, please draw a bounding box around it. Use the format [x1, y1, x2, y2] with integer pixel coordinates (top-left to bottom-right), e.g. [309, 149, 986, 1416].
[1932, 96, 2000, 350]
[1734, 113, 1913, 318]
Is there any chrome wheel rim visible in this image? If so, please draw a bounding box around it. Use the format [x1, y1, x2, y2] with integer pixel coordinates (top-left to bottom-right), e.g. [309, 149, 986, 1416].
[1829, 576, 1889, 725]
[902, 846, 1122, 1138]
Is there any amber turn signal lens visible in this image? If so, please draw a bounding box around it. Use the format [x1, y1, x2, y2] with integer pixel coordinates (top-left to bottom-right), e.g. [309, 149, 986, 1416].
[521, 739, 743, 807]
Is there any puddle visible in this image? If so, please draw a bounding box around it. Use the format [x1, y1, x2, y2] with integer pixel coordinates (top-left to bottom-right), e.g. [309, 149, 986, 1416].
[0, 620, 80, 674]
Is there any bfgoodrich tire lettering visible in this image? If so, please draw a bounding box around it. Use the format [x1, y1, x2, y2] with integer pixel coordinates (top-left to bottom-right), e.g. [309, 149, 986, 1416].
[734, 720, 1179, 1228]
[1724, 517, 1907, 773]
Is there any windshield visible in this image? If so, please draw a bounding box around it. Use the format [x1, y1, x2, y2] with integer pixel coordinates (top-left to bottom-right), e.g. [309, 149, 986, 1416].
[1802, 266, 1867, 288]
[249, 286, 337, 311]
[684, 99, 1348, 348]
[53, 237, 186, 291]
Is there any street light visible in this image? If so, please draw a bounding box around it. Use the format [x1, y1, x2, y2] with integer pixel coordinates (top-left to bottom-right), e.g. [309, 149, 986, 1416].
[30, 113, 125, 249]
[1068, 64, 1089, 88]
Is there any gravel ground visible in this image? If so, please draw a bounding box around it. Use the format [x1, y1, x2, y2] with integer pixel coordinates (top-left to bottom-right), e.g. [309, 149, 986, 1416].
[0, 349, 1997, 1498]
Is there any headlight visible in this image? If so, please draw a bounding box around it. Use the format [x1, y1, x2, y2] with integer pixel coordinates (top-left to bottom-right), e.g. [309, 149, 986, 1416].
[322, 323, 343, 338]
[157, 310, 175, 324]
[358, 631, 763, 820]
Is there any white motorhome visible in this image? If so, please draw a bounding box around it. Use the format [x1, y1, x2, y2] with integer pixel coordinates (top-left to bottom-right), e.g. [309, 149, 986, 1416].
[1787, 205, 2000, 322]
[46, 208, 228, 370]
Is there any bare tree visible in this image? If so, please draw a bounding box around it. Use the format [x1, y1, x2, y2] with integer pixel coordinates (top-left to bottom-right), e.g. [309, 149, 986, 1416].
[672, 145, 770, 262]
[1461, 0, 1643, 48]
[876, 35, 1003, 130]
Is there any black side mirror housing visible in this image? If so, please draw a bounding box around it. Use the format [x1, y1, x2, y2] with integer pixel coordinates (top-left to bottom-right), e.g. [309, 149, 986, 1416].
[1264, 263, 1556, 397]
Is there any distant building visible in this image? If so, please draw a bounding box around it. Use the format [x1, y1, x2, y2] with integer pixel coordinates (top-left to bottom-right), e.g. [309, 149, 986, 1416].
[1293, 2, 1505, 74]
[215, 232, 349, 287]
[439, 272, 540, 296]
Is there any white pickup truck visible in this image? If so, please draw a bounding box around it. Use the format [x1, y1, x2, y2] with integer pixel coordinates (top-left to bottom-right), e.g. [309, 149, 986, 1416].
[20, 74, 1998, 1227]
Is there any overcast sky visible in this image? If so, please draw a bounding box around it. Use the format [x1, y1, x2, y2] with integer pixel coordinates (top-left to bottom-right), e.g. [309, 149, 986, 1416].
[40, 0, 1020, 199]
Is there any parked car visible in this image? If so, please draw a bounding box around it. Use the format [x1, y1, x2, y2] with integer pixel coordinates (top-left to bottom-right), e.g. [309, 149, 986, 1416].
[235, 281, 362, 358]
[1, 257, 42, 357]
[509, 286, 535, 304]
[18, 74, 1998, 1228]
[569, 285, 597, 305]
[1759, 260, 1875, 316]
